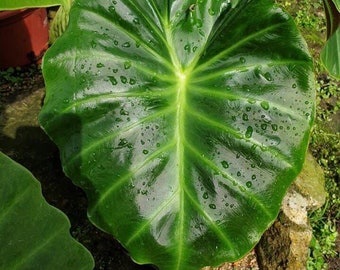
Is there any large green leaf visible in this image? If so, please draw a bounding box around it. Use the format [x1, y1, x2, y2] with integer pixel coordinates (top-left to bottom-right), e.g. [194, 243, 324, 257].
[39, 0, 315, 269]
[0, 152, 94, 270]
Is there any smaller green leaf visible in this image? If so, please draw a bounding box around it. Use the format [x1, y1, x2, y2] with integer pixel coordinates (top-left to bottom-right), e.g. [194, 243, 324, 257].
[0, 152, 94, 270]
[321, 27, 340, 79]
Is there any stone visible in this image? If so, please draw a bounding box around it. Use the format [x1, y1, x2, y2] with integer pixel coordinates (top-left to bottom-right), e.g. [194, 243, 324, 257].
[202, 250, 258, 270]
[256, 152, 326, 270]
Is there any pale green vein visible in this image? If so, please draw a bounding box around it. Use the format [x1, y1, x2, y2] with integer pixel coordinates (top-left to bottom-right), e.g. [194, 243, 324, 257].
[80, 6, 173, 70]
[126, 0, 168, 46]
[90, 140, 176, 213]
[51, 50, 174, 83]
[173, 71, 187, 270]
[189, 85, 306, 122]
[125, 188, 179, 246]
[191, 59, 309, 83]
[185, 141, 273, 219]
[148, 0, 168, 26]
[183, 186, 234, 250]
[59, 88, 176, 115]
[64, 106, 176, 170]
[194, 21, 287, 73]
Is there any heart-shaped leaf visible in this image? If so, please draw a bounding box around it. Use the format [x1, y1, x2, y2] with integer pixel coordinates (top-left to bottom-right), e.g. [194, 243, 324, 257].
[0, 152, 94, 270]
[39, 0, 315, 269]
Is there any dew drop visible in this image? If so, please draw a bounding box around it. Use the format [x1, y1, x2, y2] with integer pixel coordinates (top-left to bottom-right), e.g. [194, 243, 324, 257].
[292, 83, 297, 88]
[261, 123, 267, 130]
[124, 61, 131, 69]
[122, 42, 131, 47]
[221, 160, 229, 168]
[245, 126, 253, 138]
[208, 8, 215, 15]
[118, 138, 128, 147]
[132, 18, 140, 24]
[271, 124, 278, 131]
[252, 174, 256, 180]
[143, 149, 149, 155]
[239, 57, 246, 63]
[196, 19, 203, 28]
[120, 108, 129, 116]
[90, 40, 97, 48]
[246, 181, 253, 188]
[96, 63, 105, 68]
[237, 171, 241, 177]
[120, 76, 127, 84]
[242, 113, 249, 121]
[260, 101, 270, 110]
[108, 76, 117, 85]
[264, 72, 272, 81]
[108, 6, 115, 13]
[203, 192, 209, 199]
[209, 204, 216, 209]
[129, 78, 136, 85]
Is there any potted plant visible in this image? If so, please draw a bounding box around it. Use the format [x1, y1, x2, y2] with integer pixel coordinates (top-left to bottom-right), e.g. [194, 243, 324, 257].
[0, 8, 49, 68]
[0, 0, 339, 269]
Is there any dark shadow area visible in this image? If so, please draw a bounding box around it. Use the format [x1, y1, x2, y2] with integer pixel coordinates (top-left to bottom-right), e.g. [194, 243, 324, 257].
[0, 71, 155, 269]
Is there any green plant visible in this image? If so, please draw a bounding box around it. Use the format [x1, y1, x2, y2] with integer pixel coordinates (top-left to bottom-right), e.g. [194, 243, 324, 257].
[0, 0, 339, 269]
[0, 152, 94, 269]
[38, 0, 316, 269]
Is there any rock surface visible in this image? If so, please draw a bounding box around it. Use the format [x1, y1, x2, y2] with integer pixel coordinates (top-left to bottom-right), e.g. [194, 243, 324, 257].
[256, 152, 326, 270]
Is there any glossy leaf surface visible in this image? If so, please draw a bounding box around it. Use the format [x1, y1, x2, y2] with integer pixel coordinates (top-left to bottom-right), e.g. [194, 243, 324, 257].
[0, 152, 94, 270]
[39, 0, 315, 269]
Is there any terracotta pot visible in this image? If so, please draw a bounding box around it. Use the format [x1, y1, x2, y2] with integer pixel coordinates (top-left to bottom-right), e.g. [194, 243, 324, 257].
[0, 8, 49, 68]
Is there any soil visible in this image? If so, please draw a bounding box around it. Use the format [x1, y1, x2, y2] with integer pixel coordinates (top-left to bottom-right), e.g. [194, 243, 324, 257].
[0, 65, 260, 270]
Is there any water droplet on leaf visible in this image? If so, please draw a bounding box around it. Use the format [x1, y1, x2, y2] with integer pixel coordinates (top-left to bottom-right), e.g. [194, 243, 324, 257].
[260, 101, 269, 110]
[124, 61, 131, 69]
[245, 126, 253, 138]
[108, 76, 118, 85]
[239, 57, 246, 63]
[221, 161, 229, 168]
[264, 72, 272, 81]
[122, 42, 131, 47]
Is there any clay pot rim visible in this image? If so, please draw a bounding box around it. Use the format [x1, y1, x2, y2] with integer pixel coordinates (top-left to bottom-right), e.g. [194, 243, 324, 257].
[0, 9, 38, 22]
